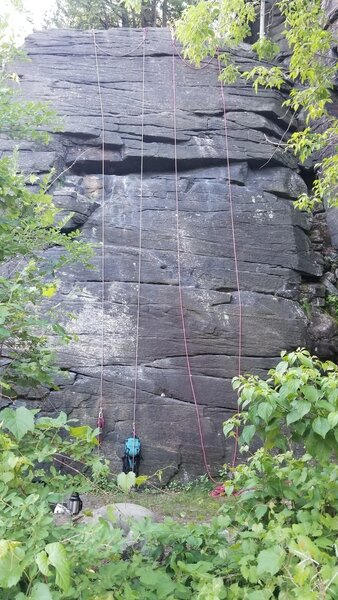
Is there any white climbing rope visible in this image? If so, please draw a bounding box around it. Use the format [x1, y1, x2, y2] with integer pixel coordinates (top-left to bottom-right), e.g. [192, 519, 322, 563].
[92, 29, 106, 432]
[133, 29, 146, 440]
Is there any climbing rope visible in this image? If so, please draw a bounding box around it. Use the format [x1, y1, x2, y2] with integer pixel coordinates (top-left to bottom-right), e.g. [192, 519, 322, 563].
[93, 36, 146, 58]
[217, 54, 243, 467]
[93, 29, 106, 446]
[132, 28, 147, 465]
[171, 34, 218, 484]
[171, 35, 243, 475]
[92, 26, 242, 475]
[92, 29, 148, 451]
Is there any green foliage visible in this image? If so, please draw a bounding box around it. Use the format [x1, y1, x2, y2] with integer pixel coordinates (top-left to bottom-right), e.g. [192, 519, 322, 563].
[217, 348, 338, 598]
[0, 14, 56, 142]
[326, 294, 338, 320]
[229, 348, 338, 459]
[0, 409, 119, 598]
[47, 0, 192, 29]
[0, 157, 92, 396]
[176, 0, 256, 67]
[168, 473, 212, 493]
[251, 36, 280, 62]
[242, 65, 285, 93]
[1, 351, 337, 599]
[177, 0, 338, 209]
[0, 30, 93, 398]
[117, 470, 136, 492]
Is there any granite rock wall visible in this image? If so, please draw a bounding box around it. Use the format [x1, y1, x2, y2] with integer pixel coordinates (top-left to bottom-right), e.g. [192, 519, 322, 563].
[3, 28, 326, 480]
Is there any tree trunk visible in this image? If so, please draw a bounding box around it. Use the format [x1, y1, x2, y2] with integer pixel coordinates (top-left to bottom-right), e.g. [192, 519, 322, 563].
[121, 8, 130, 27]
[152, 0, 157, 26]
[162, 0, 168, 27]
[260, 0, 266, 39]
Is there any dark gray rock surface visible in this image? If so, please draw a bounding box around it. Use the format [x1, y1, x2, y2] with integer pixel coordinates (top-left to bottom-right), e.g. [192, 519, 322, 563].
[4, 28, 324, 481]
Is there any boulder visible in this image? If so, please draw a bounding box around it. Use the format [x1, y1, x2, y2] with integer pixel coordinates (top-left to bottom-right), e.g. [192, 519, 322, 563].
[81, 503, 158, 533]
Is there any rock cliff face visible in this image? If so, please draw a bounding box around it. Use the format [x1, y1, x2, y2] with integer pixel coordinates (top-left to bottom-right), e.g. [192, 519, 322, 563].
[5, 28, 325, 480]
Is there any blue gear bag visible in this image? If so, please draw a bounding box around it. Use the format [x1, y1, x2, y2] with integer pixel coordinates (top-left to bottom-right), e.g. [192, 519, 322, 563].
[124, 436, 141, 458]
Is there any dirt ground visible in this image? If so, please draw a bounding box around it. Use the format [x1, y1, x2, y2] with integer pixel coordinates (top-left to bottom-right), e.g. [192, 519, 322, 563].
[80, 486, 224, 523]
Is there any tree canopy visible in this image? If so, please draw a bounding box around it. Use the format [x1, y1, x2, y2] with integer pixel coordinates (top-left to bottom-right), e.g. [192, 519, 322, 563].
[176, 0, 338, 209]
[47, 0, 193, 29]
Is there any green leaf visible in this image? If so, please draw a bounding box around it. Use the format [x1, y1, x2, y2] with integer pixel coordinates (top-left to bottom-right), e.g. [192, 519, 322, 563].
[28, 174, 39, 184]
[69, 425, 93, 440]
[255, 503, 268, 520]
[40, 208, 56, 227]
[302, 385, 318, 404]
[117, 471, 136, 493]
[241, 425, 256, 446]
[287, 401, 311, 425]
[312, 417, 331, 439]
[247, 591, 272, 600]
[256, 546, 285, 576]
[298, 354, 314, 368]
[29, 583, 53, 600]
[105, 505, 117, 523]
[223, 421, 235, 437]
[275, 360, 288, 375]
[327, 411, 338, 429]
[42, 283, 57, 298]
[36, 411, 68, 429]
[36, 550, 51, 577]
[138, 566, 177, 596]
[1, 407, 35, 440]
[0, 540, 25, 587]
[0, 326, 10, 338]
[52, 323, 69, 337]
[257, 402, 273, 423]
[0, 305, 8, 324]
[45, 542, 70, 592]
[135, 475, 149, 487]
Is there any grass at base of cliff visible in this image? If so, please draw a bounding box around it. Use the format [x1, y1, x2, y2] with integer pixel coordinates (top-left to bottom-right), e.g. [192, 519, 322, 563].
[81, 482, 224, 523]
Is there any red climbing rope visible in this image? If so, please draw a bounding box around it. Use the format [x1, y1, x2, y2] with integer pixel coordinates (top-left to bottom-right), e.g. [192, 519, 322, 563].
[171, 34, 218, 484]
[171, 36, 244, 477]
[217, 54, 243, 467]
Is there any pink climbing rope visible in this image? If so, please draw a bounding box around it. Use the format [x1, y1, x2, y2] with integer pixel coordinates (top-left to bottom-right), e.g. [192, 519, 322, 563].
[171, 36, 244, 473]
[217, 54, 243, 467]
[171, 34, 218, 484]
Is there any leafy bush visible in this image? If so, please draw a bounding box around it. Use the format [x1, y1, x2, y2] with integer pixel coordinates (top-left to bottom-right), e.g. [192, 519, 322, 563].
[0, 408, 122, 599]
[1, 350, 337, 599]
[218, 348, 338, 598]
[229, 348, 338, 460]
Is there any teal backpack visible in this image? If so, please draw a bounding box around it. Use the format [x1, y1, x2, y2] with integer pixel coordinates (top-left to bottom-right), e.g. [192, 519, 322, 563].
[122, 436, 141, 476]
